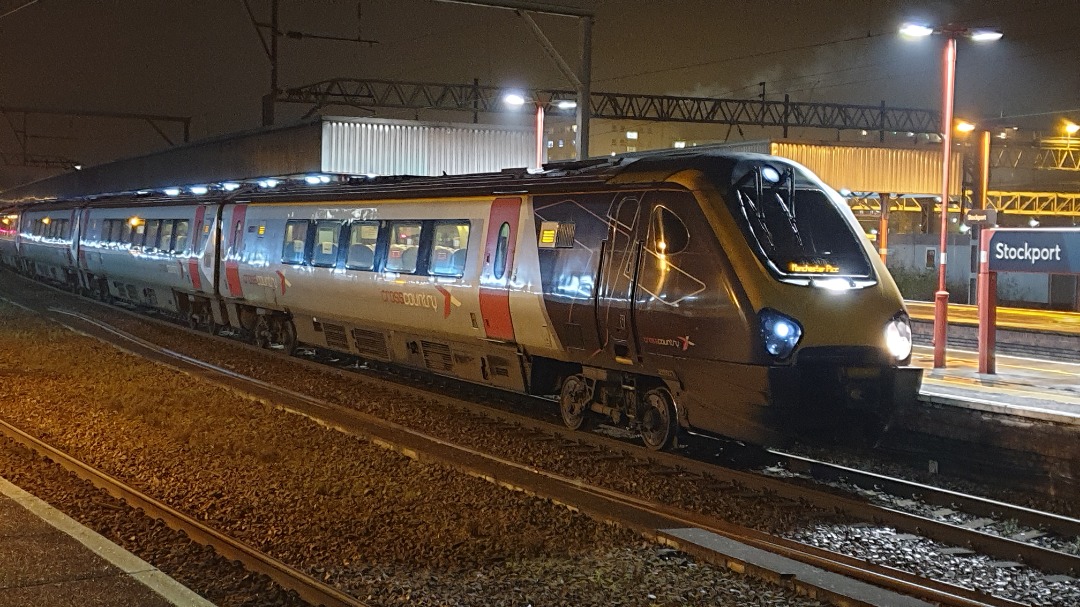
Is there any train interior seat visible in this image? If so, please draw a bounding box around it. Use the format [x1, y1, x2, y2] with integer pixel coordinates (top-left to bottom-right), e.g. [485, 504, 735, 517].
[450, 249, 467, 275]
[400, 246, 418, 271]
[348, 244, 375, 268]
[313, 241, 338, 266]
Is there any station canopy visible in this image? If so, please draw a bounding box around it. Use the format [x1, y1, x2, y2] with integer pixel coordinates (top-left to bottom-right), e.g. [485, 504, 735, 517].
[0, 116, 533, 206]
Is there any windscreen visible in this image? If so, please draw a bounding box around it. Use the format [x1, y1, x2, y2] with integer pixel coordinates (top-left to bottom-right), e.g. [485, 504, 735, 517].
[727, 160, 873, 278]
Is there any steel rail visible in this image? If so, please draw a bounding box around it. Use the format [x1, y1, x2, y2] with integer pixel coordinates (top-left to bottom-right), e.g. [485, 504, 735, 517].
[31, 305, 1054, 607]
[0, 411, 367, 607]
[774, 450, 1080, 539]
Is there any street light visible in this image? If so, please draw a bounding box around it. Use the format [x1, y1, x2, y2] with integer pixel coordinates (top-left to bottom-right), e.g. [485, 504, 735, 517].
[504, 92, 577, 169]
[901, 22, 1001, 369]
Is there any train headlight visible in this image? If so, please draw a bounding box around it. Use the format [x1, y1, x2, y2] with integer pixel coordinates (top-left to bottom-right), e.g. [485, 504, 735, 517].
[760, 308, 802, 360]
[884, 313, 913, 363]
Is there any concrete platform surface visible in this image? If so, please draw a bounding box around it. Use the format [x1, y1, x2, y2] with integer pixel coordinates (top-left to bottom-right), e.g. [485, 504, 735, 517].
[0, 476, 213, 607]
[914, 345, 1080, 426]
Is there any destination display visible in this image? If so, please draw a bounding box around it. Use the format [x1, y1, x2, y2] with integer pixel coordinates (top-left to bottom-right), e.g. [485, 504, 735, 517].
[987, 229, 1080, 273]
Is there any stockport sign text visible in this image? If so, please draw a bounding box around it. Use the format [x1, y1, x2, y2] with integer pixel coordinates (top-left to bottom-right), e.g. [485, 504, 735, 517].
[987, 229, 1080, 273]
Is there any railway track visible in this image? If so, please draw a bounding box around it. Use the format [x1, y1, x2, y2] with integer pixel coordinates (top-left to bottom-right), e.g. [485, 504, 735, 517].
[5, 278, 1074, 605]
[0, 414, 367, 607]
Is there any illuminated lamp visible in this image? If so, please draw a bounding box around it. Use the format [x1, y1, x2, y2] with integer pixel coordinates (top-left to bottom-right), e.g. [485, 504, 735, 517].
[42, 217, 51, 225]
[900, 19, 1001, 369]
[163, 188, 181, 196]
[258, 179, 279, 189]
[190, 185, 209, 195]
[128, 216, 143, 227]
[222, 182, 241, 191]
[956, 120, 976, 132]
[970, 29, 1003, 41]
[899, 23, 934, 37]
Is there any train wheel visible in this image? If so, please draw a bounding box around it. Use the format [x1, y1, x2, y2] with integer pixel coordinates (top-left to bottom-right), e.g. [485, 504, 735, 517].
[640, 387, 677, 451]
[253, 316, 272, 349]
[275, 317, 298, 355]
[559, 374, 591, 431]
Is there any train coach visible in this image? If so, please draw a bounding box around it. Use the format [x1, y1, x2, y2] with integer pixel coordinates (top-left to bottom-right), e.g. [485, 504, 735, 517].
[0, 148, 921, 449]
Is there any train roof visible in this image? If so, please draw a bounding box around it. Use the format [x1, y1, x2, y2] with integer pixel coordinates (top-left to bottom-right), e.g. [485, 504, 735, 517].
[3, 146, 777, 212]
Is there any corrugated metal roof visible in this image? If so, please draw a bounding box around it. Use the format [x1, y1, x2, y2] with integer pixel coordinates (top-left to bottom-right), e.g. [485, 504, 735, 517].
[321, 118, 533, 176]
[770, 141, 963, 196]
[0, 117, 533, 204]
[699, 140, 772, 155]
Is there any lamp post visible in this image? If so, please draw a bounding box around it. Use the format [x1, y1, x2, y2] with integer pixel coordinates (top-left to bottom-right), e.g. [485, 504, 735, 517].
[901, 22, 1001, 369]
[504, 93, 577, 169]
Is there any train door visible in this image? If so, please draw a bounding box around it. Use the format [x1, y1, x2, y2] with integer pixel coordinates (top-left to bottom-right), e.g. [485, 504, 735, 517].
[596, 195, 643, 365]
[188, 205, 207, 291]
[76, 208, 91, 287]
[478, 197, 521, 341]
[223, 204, 247, 298]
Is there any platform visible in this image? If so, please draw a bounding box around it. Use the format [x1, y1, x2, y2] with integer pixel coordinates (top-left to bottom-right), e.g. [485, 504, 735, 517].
[913, 344, 1080, 426]
[0, 476, 213, 607]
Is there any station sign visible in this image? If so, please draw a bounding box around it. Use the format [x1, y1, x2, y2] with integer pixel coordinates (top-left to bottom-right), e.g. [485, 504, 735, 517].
[987, 228, 1080, 273]
[965, 208, 997, 225]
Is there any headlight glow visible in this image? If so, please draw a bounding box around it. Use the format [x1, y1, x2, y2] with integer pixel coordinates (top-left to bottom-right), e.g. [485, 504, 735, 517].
[760, 308, 802, 360]
[884, 313, 913, 363]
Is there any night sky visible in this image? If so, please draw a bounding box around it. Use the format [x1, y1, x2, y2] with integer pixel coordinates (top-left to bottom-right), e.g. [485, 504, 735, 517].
[1, 0, 1077, 187]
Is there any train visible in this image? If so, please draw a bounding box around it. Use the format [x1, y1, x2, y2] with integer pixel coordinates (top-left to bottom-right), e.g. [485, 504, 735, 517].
[0, 148, 921, 449]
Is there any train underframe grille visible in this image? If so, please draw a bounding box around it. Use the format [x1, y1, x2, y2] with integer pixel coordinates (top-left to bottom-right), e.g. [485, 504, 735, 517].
[421, 341, 454, 372]
[351, 328, 389, 360]
[323, 323, 349, 350]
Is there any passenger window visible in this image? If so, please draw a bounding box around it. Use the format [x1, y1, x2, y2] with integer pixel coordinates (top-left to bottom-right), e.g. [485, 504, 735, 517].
[61, 220, 71, 240]
[144, 220, 161, 249]
[281, 219, 309, 264]
[109, 219, 123, 243]
[310, 220, 341, 267]
[493, 222, 510, 279]
[385, 222, 422, 273]
[430, 221, 469, 277]
[346, 221, 379, 270]
[648, 205, 690, 255]
[159, 220, 176, 251]
[173, 220, 190, 253]
[120, 220, 133, 245]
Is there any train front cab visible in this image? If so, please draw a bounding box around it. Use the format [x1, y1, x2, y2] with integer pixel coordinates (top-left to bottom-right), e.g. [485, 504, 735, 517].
[534, 152, 921, 448]
[673, 155, 923, 445]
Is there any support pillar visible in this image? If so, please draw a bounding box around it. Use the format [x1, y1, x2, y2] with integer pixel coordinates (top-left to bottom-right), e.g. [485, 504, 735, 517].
[977, 228, 997, 374]
[878, 193, 890, 264]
